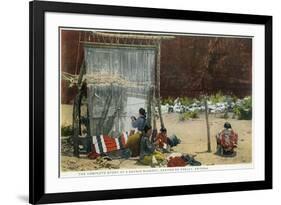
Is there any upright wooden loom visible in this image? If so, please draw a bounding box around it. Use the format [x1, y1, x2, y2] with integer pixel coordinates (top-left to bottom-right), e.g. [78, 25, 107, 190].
[70, 32, 174, 157]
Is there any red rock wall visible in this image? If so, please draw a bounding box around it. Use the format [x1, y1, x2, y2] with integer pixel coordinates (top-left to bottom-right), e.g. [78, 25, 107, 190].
[61, 30, 252, 104]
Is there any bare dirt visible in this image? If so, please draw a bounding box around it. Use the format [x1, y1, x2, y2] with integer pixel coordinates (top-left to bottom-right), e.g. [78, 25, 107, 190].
[61, 105, 252, 172]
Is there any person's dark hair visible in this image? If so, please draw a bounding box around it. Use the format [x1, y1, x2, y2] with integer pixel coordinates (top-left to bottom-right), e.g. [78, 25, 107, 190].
[160, 127, 167, 132]
[144, 124, 152, 133]
[224, 122, 232, 129]
[139, 108, 146, 116]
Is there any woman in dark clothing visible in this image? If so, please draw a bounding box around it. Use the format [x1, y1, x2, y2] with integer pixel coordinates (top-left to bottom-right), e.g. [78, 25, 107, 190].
[139, 124, 165, 166]
[131, 108, 147, 132]
[216, 122, 238, 156]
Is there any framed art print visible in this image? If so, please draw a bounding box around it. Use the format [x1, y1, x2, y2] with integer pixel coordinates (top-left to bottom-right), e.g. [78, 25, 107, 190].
[29, 1, 272, 204]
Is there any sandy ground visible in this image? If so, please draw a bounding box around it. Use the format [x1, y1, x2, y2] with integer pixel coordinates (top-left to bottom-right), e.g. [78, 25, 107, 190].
[61, 104, 87, 126]
[162, 113, 252, 166]
[61, 104, 252, 172]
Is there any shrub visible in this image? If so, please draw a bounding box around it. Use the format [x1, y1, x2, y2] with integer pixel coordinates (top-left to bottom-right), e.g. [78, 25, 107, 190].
[61, 125, 73, 136]
[233, 96, 252, 120]
[209, 91, 226, 104]
[231, 95, 238, 103]
[179, 97, 194, 106]
[189, 111, 199, 119]
[161, 96, 174, 105]
[178, 111, 199, 121]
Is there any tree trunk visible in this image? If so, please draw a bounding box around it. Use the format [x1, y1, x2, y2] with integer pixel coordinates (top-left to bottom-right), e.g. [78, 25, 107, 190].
[72, 61, 86, 157]
[204, 97, 211, 152]
[147, 86, 153, 127]
[72, 92, 82, 157]
[156, 42, 165, 129]
[152, 83, 157, 130]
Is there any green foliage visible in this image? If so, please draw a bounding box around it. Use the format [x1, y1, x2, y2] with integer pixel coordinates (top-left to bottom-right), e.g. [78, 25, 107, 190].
[61, 125, 73, 136]
[189, 111, 199, 119]
[161, 96, 174, 105]
[178, 111, 199, 121]
[179, 97, 195, 106]
[231, 95, 238, 103]
[233, 96, 252, 120]
[161, 96, 199, 106]
[161, 93, 252, 121]
[209, 91, 226, 104]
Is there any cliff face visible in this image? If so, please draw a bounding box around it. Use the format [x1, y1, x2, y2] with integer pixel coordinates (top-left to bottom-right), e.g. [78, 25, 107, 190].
[160, 36, 252, 97]
[61, 30, 252, 104]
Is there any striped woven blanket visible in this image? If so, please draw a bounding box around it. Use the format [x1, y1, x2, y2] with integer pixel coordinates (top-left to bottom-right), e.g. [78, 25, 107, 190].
[91, 132, 129, 155]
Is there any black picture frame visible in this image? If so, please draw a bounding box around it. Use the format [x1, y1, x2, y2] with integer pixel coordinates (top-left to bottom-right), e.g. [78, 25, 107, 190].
[29, 0, 272, 204]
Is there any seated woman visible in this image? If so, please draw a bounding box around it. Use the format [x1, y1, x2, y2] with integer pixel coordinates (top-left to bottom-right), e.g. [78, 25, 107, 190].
[139, 124, 165, 166]
[125, 131, 142, 157]
[216, 122, 238, 156]
[131, 108, 147, 132]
